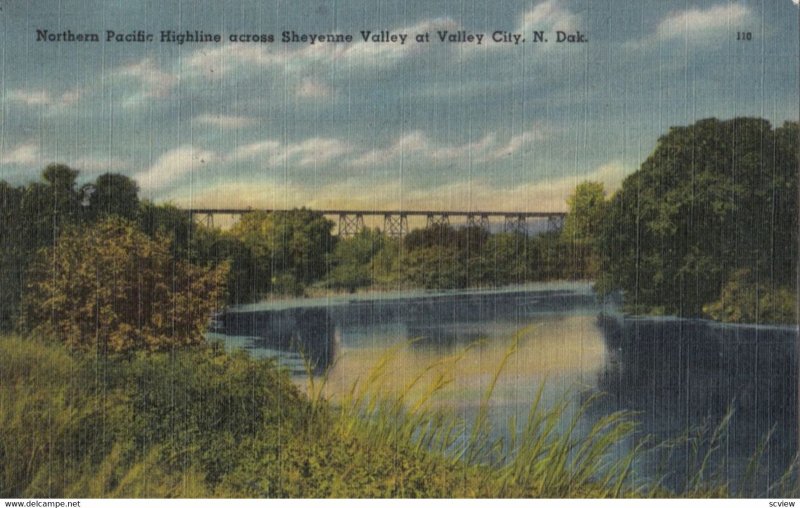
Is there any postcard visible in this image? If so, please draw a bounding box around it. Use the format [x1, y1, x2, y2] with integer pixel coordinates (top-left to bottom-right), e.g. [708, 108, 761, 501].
[0, 0, 798, 502]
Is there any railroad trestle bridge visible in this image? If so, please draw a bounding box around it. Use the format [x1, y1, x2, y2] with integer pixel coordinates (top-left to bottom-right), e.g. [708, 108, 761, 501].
[186, 208, 566, 238]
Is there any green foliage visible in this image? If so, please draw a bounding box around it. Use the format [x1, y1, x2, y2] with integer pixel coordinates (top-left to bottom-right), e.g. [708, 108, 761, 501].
[703, 269, 797, 324]
[599, 118, 798, 320]
[398, 224, 569, 290]
[19, 217, 229, 353]
[137, 201, 193, 256]
[369, 238, 405, 287]
[484, 232, 536, 284]
[2, 335, 794, 498]
[1, 164, 596, 320]
[0, 166, 154, 330]
[0, 336, 304, 497]
[327, 229, 386, 291]
[562, 181, 608, 278]
[230, 209, 335, 296]
[402, 245, 464, 289]
[85, 173, 140, 221]
[0, 165, 83, 329]
[563, 181, 608, 242]
[0, 336, 127, 497]
[188, 226, 258, 304]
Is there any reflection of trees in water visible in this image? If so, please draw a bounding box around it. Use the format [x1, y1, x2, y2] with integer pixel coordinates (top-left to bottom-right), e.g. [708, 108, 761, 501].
[222, 308, 337, 375]
[218, 290, 599, 371]
[406, 323, 484, 350]
[596, 314, 798, 490]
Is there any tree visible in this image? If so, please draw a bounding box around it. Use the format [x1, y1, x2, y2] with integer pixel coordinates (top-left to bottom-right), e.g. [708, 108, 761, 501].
[598, 118, 798, 320]
[328, 228, 385, 292]
[229, 209, 335, 295]
[0, 181, 24, 328]
[563, 181, 607, 241]
[702, 269, 796, 324]
[85, 173, 140, 220]
[0, 165, 83, 329]
[562, 181, 607, 278]
[19, 218, 229, 353]
[138, 200, 194, 256]
[402, 245, 464, 289]
[404, 224, 460, 250]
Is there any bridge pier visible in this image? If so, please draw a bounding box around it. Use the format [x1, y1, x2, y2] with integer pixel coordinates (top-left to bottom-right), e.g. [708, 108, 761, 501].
[466, 214, 490, 231]
[189, 212, 216, 228]
[426, 213, 450, 228]
[383, 213, 408, 238]
[338, 213, 365, 237]
[547, 215, 565, 233]
[503, 214, 527, 235]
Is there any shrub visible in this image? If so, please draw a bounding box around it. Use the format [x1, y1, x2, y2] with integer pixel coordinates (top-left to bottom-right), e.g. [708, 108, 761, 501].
[703, 269, 796, 324]
[19, 217, 229, 353]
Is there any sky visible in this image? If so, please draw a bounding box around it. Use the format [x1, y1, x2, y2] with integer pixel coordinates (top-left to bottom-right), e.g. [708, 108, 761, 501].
[0, 0, 798, 212]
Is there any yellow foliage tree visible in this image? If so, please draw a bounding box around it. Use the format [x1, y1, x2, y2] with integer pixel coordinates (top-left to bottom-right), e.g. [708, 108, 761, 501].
[20, 218, 229, 353]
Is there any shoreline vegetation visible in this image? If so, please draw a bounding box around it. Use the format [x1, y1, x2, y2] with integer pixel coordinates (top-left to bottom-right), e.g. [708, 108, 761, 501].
[3, 333, 796, 498]
[0, 116, 797, 498]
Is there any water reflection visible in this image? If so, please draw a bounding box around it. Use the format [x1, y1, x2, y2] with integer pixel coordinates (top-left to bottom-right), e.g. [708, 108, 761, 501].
[209, 285, 798, 493]
[596, 315, 798, 492]
[217, 307, 338, 374]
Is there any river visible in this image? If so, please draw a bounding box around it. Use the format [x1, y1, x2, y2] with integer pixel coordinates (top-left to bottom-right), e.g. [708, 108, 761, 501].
[207, 282, 798, 495]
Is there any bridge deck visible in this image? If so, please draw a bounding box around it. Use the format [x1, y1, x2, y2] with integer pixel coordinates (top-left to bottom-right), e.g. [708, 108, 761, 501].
[186, 208, 567, 237]
[186, 208, 566, 218]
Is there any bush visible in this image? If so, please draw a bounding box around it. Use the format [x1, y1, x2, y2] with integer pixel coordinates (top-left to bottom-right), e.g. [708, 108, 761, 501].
[19, 217, 229, 353]
[703, 269, 796, 324]
[0, 336, 306, 497]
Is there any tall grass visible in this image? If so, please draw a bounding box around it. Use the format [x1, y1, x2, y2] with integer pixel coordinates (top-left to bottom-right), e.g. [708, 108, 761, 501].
[308, 328, 800, 498]
[319, 332, 642, 496]
[2, 333, 797, 498]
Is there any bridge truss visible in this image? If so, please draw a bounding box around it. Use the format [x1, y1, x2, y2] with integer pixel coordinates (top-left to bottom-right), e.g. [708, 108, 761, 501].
[186, 208, 567, 238]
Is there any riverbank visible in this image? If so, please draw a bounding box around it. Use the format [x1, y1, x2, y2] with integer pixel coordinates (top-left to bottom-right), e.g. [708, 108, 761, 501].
[230, 280, 598, 313]
[210, 283, 799, 496]
[0, 334, 497, 497]
[4, 333, 767, 498]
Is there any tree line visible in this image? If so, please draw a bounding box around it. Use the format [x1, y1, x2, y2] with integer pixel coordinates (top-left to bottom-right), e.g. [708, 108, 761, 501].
[596, 117, 798, 323]
[0, 163, 595, 350]
[1, 116, 796, 352]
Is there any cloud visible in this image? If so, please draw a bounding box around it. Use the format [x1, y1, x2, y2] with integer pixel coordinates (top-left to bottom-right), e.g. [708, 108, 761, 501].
[186, 44, 282, 79]
[518, 0, 581, 34]
[115, 57, 178, 102]
[295, 79, 333, 99]
[0, 142, 40, 165]
[656, 4, 750, 42]
[281, 138, 351, 167]
[228, 137, 351, 167]
[168, 159, 629, 213]
[489, 127, 548, 160]
[341, 18, 458, 67]
[350, 131, 430, 168]
[6, 88, 83, 108]
[185, 16, 459, 81]
[136, 145, 217, 191]
[70, 156, 131, 174]
[6, 90, 51, 106]
[195, 114, 257, 129]
[229, 140, 281, 162]
[141, 137, 354, 193]
[458, 1, 580, 57]
[350, 126, 549, 168]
